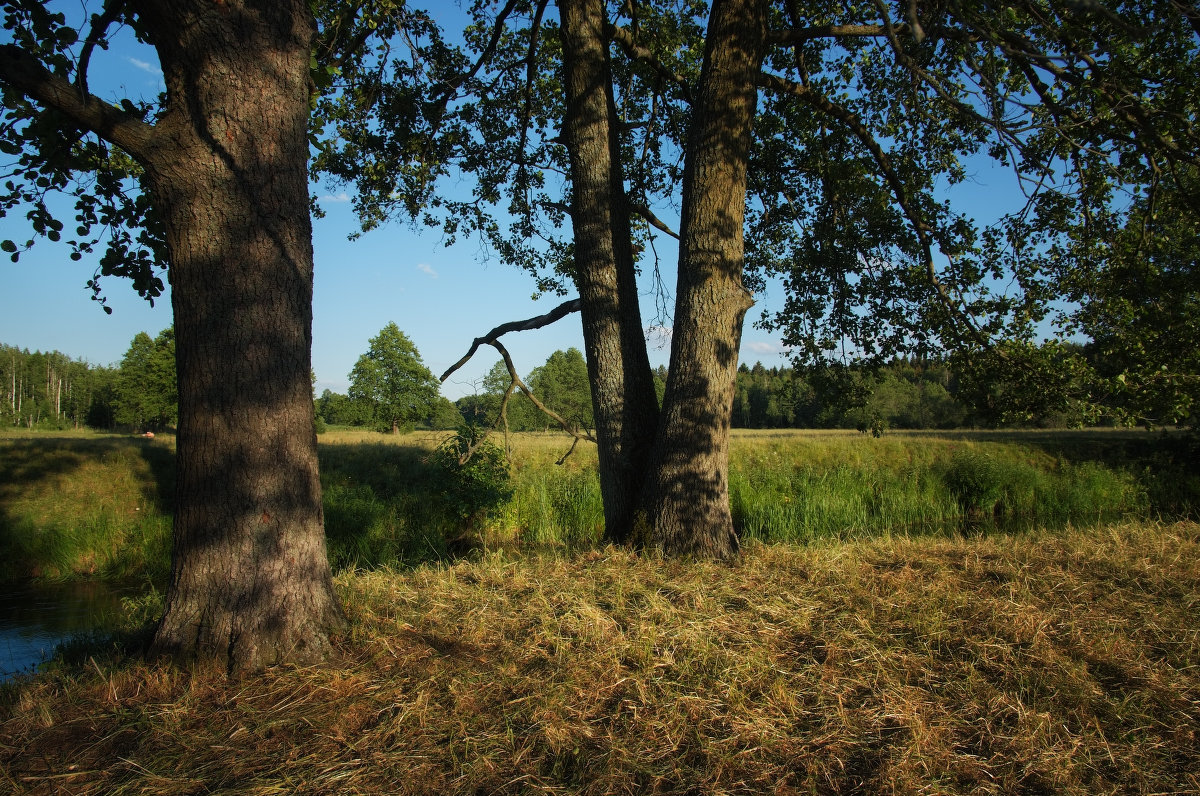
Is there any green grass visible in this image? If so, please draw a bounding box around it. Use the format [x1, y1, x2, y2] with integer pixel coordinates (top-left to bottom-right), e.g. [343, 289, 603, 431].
[0, 434, 174, 583]
[0, 428, 1189, 584]
[2, 519, 1197, 794]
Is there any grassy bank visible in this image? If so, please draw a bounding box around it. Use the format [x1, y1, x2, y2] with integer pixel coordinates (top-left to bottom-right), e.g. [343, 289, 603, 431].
[2, 520, 1197, 794]
[0, 428, 1193, 583]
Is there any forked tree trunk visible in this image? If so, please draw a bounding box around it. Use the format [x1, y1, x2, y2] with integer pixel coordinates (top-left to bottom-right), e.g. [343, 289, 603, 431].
[635, 0, 766, 558]
[559, 0, 660, 542]
[139, 0, 344, 672]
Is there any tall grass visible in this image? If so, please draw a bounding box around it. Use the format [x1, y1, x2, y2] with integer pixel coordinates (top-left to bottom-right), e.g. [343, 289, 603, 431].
[0, 428, 1182, 583]
[0, 435, 173, 583]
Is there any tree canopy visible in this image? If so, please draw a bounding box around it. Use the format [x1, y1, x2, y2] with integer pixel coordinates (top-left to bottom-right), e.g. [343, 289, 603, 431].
[348, 322, 441, 433]
[113, 326, 176, 431]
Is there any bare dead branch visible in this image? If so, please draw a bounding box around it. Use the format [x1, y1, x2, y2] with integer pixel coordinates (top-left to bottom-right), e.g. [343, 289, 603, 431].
[490, 339, 596, 464]
[440, 297, 582, 382]
[440, 298, 592, 463]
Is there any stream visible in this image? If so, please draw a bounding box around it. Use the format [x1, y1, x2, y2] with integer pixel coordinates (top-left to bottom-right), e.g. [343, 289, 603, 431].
[0, 581, 137, 681]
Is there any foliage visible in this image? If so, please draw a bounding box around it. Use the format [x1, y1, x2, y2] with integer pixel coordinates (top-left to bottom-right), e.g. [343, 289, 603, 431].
[312, 0, 1200, 433]
[526, 347, 593, 431]
[112, 327, 176, 431]
[0, 3, 167, 310]
[315, 388, 373, 428]
[427, 396, 465, 430]
[348, 322, 441, 434]
[458, 349, 597, 433]
[428, 425, 514, 524]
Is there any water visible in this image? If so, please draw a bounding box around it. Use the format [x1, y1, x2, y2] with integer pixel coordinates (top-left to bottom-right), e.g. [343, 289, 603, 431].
[0, 581, 135, 681]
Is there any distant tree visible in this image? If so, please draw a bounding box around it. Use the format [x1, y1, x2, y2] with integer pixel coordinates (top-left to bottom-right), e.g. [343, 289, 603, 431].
[314, 389, 371, 428]
[427, 396, 466, 430]
[348, 323, 440, 434]
[113, 328, 177, 431]
[528, 348, 594, 431]
[455, 394, 494, 428]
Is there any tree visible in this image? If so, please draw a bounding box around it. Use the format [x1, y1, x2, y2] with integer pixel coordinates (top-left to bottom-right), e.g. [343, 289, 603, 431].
[528, 348, 594, 431]
[315, 0, 1200, 557]
[0, 0, 347, 671]
[113, 327, 177, 430]
[427, 395, 466, 429]
[348, 322, 440, 433]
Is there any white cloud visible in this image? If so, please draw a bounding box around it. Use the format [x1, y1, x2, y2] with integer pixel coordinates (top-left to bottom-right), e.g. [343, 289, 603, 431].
[127, 57, 157, 73]
[417, 263, 438, 278]
[319, 192, 351, 203]
[745, 341, 778, 354]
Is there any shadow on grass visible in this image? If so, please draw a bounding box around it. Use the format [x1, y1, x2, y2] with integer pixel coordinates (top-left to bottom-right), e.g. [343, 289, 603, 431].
[913, 429, 1200, 519]
[0, 436, 177, 584]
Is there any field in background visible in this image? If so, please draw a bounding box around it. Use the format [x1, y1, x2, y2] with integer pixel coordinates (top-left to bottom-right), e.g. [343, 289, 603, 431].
[1, 429, 1197, 793]
[0, 427, 1195, 583]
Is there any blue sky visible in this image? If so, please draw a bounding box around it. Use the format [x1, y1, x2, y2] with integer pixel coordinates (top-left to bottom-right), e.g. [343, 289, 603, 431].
[0, 6, 1026, 401]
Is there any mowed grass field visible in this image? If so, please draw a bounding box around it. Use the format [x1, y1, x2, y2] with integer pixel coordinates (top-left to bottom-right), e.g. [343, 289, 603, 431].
[1, 521, 1197, 794]
[0, 428, 1197, 793]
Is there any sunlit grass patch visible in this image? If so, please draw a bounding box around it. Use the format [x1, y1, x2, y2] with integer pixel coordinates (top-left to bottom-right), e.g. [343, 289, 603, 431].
[0, 435, 173, 582]
[3, 520, 1197, 794]
[0, 428, 1180, 584]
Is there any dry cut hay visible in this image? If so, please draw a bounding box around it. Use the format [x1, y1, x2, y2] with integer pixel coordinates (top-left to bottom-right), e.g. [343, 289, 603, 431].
[2, 520, 1198, 794]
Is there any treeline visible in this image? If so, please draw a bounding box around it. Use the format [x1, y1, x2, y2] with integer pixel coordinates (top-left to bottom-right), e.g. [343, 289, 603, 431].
[316, 347, 597, 433]
[734, 360, 970, 431]
[317, 347, 1100, 435]
[7, 332, 1103, 435]
[0, 343, 116, 429]
[1, 328, 176, 432]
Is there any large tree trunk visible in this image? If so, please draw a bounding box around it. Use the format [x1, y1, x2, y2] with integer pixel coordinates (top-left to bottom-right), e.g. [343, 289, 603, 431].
[558, 0, 660, 542]
[139, 0, 344, 672]
[635, 0, 766, 558]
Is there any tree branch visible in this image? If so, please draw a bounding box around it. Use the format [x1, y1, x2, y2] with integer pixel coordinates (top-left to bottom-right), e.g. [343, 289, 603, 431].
[76, 0, 126, 101]
[440, 297, 582, 382]
[0, 44, 158, 163]
[490, 339, 596, 461]
[627, 200, 679, 239]
[606, 22, 692, 103]
[757, 71, 988, 345]
[766, 22, 912, 45]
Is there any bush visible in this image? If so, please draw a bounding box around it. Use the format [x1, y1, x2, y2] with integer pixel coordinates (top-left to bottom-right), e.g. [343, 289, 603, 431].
[429, 426, 513, 524]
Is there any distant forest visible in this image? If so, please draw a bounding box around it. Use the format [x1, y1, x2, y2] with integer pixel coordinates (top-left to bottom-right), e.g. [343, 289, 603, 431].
[5, 337, 1100, 435]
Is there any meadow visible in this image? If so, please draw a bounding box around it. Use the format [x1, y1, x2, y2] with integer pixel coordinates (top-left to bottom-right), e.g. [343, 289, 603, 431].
[1, 428, 1198, 793]
[1, 427, 1191, 584]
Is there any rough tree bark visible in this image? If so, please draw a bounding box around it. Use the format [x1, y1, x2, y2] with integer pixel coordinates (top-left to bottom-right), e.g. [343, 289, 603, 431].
[0, 0, 345, 672]
[634, 0, 767, 558]
[143, 0, 344, 672]
[558, 0, 660, 543]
